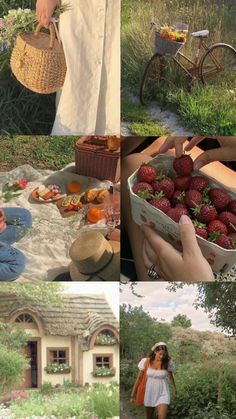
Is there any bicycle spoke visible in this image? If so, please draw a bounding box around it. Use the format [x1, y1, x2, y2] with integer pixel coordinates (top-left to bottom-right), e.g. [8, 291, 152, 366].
[200, 44, 236, 87]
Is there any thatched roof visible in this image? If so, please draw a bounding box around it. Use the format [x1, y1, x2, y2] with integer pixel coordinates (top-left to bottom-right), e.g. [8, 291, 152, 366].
[0, 293, 119, 342]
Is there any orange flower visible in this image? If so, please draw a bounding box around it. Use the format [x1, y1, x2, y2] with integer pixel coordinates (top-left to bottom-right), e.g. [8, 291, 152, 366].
[87, 207, 103, 224]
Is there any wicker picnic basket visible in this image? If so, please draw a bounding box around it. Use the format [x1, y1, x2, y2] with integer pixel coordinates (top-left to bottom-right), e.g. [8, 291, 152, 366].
[155, 31, 184, 56]
[10, 23, 66, 94]
[75, 137, 120, 182]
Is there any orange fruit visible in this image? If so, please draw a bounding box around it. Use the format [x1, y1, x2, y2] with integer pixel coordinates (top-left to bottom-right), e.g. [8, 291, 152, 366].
[87, 207, 103, 224]
[67, 181, 82, 194]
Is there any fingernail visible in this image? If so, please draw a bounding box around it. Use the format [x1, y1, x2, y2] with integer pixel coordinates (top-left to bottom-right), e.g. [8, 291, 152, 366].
[194, 161, 202, 171]
[179, 215, 190, 225]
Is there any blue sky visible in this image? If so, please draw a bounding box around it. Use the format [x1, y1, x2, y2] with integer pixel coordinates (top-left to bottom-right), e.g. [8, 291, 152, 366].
[120, 282, 219, 332]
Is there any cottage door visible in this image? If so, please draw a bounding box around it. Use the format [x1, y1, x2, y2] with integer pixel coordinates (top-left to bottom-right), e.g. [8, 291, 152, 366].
[20, 341, 38, 389]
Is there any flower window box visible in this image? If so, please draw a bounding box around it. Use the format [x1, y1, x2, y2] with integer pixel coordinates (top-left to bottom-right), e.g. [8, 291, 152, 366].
[45, 363, 71, 374]
[92, 367, 116, 377]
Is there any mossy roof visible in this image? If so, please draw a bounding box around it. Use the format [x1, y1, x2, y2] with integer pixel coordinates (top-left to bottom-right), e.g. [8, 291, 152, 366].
[0, 293, 119, 338]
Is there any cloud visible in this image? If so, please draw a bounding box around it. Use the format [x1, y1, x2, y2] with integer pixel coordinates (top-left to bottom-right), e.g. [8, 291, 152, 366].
[120, 283, 219, 332]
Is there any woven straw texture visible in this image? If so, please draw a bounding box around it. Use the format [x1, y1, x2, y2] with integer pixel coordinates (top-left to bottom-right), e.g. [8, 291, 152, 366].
[10, 24, 66, 94]
[75, 137, 120, 182]
[155, 32, 183, 56]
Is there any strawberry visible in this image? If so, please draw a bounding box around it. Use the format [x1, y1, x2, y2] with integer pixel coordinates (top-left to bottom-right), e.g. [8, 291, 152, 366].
[194, 204, 217, 224]
[209, 188, 231, 211]
[228, 199, 236, 215]
[189, 176, 209, 193]
[185, 190, 202, 209]
[173, 155, 193, 176]
[133, 182, 154, 200]
[192, 220, 208, 240]
[176, 203, 188, 209]
[137, 164, 157, 183]
[207, 220, 228, 235]
[171, 190, 185, 206]
[218, 211, 236, 233]
[214, 234, 233, 250]
[149, 193, 171, 214]
[152, 177, 175, 199]
[167, 207, 189, 223]
[174, 176, 191, 191]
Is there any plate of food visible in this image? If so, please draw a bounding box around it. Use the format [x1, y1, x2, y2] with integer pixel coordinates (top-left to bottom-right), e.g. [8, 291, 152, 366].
[31, 185, 66, 203]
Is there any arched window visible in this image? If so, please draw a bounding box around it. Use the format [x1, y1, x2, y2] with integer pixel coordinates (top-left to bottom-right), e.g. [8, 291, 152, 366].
[15, 313, 34, 323]
[95, 329, 117, 345]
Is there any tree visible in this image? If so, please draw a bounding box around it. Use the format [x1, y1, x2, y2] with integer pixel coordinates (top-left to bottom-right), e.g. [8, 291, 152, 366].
[0, 323, 29, 395]
[120, 304, 172, 361]
[0, 282, 65, 307]
[171, 314, 192, 328]
[195, 283, 236, 337]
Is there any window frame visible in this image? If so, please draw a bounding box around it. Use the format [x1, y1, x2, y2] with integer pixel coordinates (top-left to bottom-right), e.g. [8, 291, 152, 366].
[93, 353, 113, 370]
[46, 347, 70, 365]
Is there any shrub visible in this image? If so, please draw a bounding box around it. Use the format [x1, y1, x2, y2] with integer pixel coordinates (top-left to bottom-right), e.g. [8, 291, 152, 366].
[41, 382, 54, 394]
[0, 343, 29, 394]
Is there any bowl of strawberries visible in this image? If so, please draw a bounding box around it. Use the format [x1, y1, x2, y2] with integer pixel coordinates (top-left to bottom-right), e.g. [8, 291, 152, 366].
[128, 154, 236, 274]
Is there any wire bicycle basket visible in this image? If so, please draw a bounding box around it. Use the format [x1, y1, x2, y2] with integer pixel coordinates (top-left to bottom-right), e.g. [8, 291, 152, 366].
[153, 22, 188, 56]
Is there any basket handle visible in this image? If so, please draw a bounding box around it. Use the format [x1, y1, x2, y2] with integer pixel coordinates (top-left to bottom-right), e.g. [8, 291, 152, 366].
[34, 22, 56, 49]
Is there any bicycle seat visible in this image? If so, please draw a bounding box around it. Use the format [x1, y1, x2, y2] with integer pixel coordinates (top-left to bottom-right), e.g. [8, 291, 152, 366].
[191, 30, 209, 38]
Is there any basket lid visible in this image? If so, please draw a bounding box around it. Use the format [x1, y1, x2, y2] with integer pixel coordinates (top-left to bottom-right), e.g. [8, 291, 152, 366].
[75, 136, 120, 155]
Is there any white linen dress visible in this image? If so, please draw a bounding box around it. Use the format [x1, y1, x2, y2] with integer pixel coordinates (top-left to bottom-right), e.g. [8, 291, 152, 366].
[51, 0, 120, 136]
[138, 358, 175, 407]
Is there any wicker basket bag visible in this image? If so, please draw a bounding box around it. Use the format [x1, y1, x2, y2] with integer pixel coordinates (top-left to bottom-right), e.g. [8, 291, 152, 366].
[155, 32, 184, 56]
[10, 23, 66, 94]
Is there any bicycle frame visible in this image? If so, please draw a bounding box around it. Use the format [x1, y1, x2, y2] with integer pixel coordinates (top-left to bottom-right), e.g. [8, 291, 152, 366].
[173, 38, 223, 79]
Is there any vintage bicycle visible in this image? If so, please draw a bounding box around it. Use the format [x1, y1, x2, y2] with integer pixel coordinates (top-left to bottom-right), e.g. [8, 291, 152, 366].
[140, 22, 236, 105]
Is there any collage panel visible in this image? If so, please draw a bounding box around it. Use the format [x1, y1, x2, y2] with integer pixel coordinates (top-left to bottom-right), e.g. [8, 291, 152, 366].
[0, 0, 236, 418]
[0, 281, 120, 418]
[120, 281, 236, 419]
[0, 136, 120, 281]
[121, 136, 236, 282]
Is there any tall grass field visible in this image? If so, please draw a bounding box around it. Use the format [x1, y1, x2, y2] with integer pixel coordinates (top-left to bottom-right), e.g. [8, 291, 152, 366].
[122, 0, 236, 135]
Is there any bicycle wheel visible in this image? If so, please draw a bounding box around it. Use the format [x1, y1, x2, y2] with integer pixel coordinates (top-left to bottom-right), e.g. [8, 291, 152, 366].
[200, 43, 236, 87]
[139, 53, 164, 105]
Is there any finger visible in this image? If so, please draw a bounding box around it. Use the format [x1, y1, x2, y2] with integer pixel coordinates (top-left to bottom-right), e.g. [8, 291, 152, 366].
[174, 140, 184, 158]
[193, 149, 226, 170]
[158, 138, 175, 154]
[42, 16, 51, 28]
[184, 136, 205, 151]
[141, 224, 174, 256]
[142, 239, 154, 269]
[179, 215, 202, 256]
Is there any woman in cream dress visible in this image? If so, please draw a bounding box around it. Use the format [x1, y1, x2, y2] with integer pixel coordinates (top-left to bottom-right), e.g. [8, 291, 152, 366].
[130, 342, 177, 419]
[36, 0, 120, 135]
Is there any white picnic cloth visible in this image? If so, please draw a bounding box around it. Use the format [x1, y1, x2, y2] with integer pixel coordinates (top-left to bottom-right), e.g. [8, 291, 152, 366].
[0, 164, 112, 281]
[51, 0, 120, 135]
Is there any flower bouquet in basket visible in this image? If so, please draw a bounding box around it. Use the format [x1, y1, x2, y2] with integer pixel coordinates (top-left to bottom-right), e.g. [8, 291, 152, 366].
[155, 25, 187, 56]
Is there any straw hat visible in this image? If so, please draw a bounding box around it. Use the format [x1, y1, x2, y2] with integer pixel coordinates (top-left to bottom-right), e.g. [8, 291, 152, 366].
[69, 230, 120, 281]
[152, 342, 167, 351]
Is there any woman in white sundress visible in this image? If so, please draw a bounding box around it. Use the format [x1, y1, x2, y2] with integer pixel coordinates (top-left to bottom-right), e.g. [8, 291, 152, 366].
[36, 0, 120, 135]
[130, 342, 177, 419]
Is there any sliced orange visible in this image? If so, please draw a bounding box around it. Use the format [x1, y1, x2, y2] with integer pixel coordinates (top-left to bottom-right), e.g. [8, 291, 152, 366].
[87, 207, 103, 224]
[67, 181, 82, 194]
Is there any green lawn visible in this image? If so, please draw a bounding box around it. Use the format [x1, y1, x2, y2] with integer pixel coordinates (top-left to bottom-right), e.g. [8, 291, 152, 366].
[0, 136, 76, 171]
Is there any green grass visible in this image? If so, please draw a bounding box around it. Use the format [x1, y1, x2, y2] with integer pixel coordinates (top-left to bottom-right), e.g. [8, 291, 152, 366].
[122, 98, 169, 135]
[10, 382, 119, 419]
[121, 0, 236, 135]
[0, 136, 76, 171]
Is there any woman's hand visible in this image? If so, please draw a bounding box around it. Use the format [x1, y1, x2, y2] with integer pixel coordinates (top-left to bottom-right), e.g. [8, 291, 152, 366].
[185, 137, 236, 170]
[36, 0, 60, 28]
[158, 137, 189, 157]
[141, 215, 214, 282]
[130, 397, 136, 404]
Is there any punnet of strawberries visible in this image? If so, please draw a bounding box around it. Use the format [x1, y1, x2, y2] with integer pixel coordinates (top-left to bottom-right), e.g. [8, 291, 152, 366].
[132, 155, 236, 250]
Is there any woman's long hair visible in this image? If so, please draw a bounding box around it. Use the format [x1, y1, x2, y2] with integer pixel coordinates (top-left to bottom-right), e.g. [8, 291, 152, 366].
[148, 345, 170, 370]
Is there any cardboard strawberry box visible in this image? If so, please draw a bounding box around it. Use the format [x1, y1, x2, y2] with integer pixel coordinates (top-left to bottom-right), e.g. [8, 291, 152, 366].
[128, 155, 236, 274]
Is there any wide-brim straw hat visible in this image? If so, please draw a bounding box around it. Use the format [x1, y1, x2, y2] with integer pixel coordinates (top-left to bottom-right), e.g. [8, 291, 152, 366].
[69, 230, 120, 281]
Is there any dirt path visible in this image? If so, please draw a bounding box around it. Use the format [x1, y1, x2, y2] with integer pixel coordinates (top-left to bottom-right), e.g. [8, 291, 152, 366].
[120, 390, 143, 419]
[121, 93, 193, 136]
